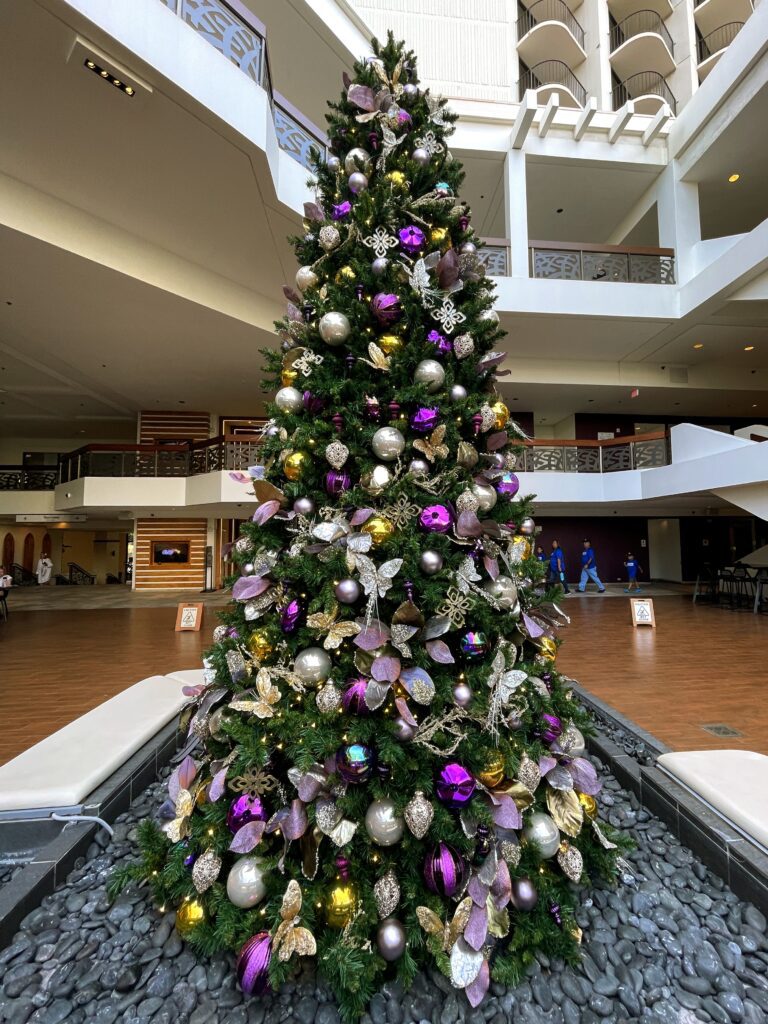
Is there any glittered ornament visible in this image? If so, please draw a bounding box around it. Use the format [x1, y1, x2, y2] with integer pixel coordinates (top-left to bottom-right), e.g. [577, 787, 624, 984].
[316, 681, 342, 713]
[361, 515, 395, 546]
[227, 856, 267, 908]
[279, 599, 304, 634]
[424, 842, 468, 898]
[336, 742, 375, 783]
[283, 450, 309, 481]
[398, 225, 425, 254]
[453, 333, 474, 360]
[296, 265, 318, 292]
[324, 470, 351, 495]
[419, 504, 453, 534]
[496, 472, 520, 498]
[227, 794, 268, 834]
[344, 146, 372, 174]
[435, 181, 452, 197]
[523, 812, 561, 859]
[326, 882, 358, 928]
[404, 790, 434, 838]
[374, 869, 401, 919]
[410, 406, 440, 433]
[342, 677, 370, 715]
[578, 792, 598, 819]
[318, 311, 351, 346]
[436, 762, 476, 807]
[371, 426, 405, 461]
[378, 333, 403, 356]
[319, 225, 341, 251]
[460, 630, 490, 658]
[371, 292, 402, 325]
[491, 401, 510, 430]
[335, 578, 361, 604]
[236, 932, 272, 996]
[175, 899, 205, 937]
[335, 265, 356, 282]
[365, 798, 405, 846]
[377, 918, 407, 961]
[361, 464, 393, 495]
[510, 877, 538, 912]
[414, 359, 445, 393]
[430, 226, 449, 247]
[476, 750, 505, 788]
[275, 386, 303, 414]
[248, 629, 273, 660]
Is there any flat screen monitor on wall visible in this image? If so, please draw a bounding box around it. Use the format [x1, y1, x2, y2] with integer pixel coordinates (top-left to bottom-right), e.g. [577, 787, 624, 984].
[152, 541, 190, 565]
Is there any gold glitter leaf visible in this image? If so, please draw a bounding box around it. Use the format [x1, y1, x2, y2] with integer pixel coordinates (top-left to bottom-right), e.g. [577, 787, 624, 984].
[546, 788, 584, 838]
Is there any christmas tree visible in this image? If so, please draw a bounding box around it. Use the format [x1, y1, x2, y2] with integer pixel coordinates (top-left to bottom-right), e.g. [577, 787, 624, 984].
[115, 34, 625, 1022]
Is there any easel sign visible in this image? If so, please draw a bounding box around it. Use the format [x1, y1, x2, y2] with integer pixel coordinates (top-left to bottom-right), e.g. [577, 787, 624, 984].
[176, 602, 204, 632]
[630, 598, 655, 627]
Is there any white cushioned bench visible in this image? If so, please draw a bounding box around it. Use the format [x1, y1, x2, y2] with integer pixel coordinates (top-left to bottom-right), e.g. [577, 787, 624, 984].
[658, 749, 768, 850]
[0, 674, 189, 815]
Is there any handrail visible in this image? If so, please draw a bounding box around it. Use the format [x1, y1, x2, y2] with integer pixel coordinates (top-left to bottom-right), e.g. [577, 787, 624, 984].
[610, 10, 674, 56]
[518, 60, 587, 107]
[523, 431, 668, 448]
[697, 22, 744, 62]
[68, 562, 96, 585]
[0, 466, 59, 490]
[518, 0, 585, 50]
[611, 71, 677, 115]
[529, 240, 675, 284]
[519, 433, 671, 472]
[529, 240, 674, 256]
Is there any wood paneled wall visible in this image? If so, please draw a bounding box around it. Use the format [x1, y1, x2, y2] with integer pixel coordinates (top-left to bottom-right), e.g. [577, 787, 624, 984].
[134, 518, 207, 590]
[138, 410, 211, 444]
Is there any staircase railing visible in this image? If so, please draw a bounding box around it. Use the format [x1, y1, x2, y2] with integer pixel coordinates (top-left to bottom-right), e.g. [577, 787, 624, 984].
[68, 562, 96, 585]
[10, 563, 37, 586]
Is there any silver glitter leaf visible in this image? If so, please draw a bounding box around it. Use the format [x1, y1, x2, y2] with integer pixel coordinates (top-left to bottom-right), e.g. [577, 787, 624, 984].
[315, 799, 342, 834]
[499, 841, 521, 867]
[328, 818, 357, 847]
[374, 869, 400, 919]
[450, 938, 484, 989]
[547, 766, 575, 792]
[192, 849, 221, 893]
[517, 754, 541, 794]
[592, 819, 617, 850]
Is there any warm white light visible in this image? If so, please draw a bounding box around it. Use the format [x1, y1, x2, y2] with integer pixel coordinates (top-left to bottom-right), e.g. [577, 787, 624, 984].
[728, 173, 740, 183]
[744, 345, 755, 352]
[693, 343, 703, 350]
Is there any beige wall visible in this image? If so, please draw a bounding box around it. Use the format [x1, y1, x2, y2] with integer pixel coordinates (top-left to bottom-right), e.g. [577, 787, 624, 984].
[0, 434, 134, 464]
[1, 526, 129, 582]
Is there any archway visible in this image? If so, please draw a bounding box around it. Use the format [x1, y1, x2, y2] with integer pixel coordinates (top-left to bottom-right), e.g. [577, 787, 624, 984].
[42, 532, 51, 558]
[2, 533, 14, 569]
[22, 533, 34, 572]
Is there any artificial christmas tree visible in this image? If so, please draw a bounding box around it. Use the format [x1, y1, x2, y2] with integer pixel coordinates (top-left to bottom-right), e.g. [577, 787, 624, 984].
[114, 34, 626, 1021]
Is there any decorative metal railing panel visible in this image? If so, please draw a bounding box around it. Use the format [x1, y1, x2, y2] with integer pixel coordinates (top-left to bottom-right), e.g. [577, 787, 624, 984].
[520, 436, 670, 473]
[0, 467, 58, 490]
[632, 437, 670, 468]
[530, 245, 675, 284]
[181, 0, 266, 85]
[531, 248, 582, 280]
[274, 105, 322, 171]
[477, 246, 509, 276]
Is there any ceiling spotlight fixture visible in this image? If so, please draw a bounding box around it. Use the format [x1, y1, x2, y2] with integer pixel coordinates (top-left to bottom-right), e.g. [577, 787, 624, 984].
[84, 58, 135, 96]
[744, 345, 755, 352]
[728, 173, 740, 183]
[556, 208, 564, 214]
[693, 343, 703, 350]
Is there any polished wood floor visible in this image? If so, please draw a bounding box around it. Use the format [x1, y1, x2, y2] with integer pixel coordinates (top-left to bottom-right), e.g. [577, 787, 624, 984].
[0, 596, 766, 766]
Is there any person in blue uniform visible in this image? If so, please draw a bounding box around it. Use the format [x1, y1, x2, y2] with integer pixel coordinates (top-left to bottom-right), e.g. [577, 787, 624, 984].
[579, 538, 606, 593]
[549, 540, 569, 593]
[624, 552, 642, 592]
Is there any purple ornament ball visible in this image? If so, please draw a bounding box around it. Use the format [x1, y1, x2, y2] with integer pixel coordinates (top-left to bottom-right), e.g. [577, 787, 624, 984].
[324, 470, 351, 496]
[436, 762, 476, 807]
[424, 842, 468, 898]
[336, 743, 375, 783]
[419, 504, 453, 534]
[398, 225, 426, 255]
[342, 678, 370, 716]
[280, 598, 305, 634]
[460, 630, 490, 659]
[397, 109, 412, 128]
[227, 794, 268, 835]
[236, 932, 272, 996]
[539, 713, 563, 744]
[510, 877, 538, 912]
[371, 292, 402, 325]
[410, 407, 440, 434]
[496, 472, 520, 498]
[426, 329, 452, 358]
[334, 578, 361, 604]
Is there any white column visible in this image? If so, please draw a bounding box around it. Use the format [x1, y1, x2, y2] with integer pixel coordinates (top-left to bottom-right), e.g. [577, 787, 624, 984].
[657, 162, 701, 285]
[503, 150, 529, 278]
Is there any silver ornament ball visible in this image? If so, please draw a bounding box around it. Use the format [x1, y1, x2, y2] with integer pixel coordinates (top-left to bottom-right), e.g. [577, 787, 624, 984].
[348, 171, 368, 194]
[361, 464, 393, 495]
[510, 877, 538, 912]
[393, 716, 417, 742]
[326, 155, 341, 173]
[275, 386, 304, 414]
[377, 918, 407, 961]
[365, 798, 405, 846]
[523, 812, 561, 859]
[519, 516, 536, 537]
[226, 856, 267, 909]
[471, 480, 498, 512]
[414, 359, 445, 394]
[371, 426, 405, 461]
[408, 458, 430, 478]
[412, 147, 430, 167]
[567, 726, 586, 757]
[419, 549, 444, 575]
[479, 308, 500, 326]
[344, 147, 372, 175]
[459, 241, 477, 255]
[241, 562, 255, 576]
[295, 265, 318, 292]
[293, 496, 316, 516]
[449, 384, 468, 402]
[371, 257, 389, 276]
[335, 578, 361, 604]
[482, 574, 519, 611]
[319, 311, 351, 346]
[452, 681, 473, 708]
[293, 646, 332, 685]
[402, 82, 419, 101]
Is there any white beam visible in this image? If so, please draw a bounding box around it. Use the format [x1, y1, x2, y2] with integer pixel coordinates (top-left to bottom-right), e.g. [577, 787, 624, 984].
[511, 90, 537, 150]
[642, 103, 671, 147]
[573, 97, 597, 141]
[608, 101, 635, 144]
[537, 93, 560, 138]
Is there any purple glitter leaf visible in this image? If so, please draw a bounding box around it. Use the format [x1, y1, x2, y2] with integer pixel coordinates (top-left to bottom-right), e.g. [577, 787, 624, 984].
[303, 202, 325, 222]
[229, 472, 251, 484]
[282, 286, 301, 305]
[229, 820, 266, 853]
[354, 620, 390, 650]
[467, 874, 488, 907]
[476, 350, 506, 372]
[252, 500, 280, 526]
[342, 71, 351, 89]
[350, 508, 375, 526]
[539, 755, 558, 776]
[491, 795, 522, 829]
[286, 302, 302, 323]
[466, 960, 490, 1008]
[347, 83, 376, 111]
[522, 612, 544, 638]
[265, 807, 288, 834]
[479, 519, 504, 539]
[400, 667, 434, 696]
[426, 639, 455, 664]
[394, 697, 418, 726]
[483, 556, 499, 580]
[232, 576, 271, 602]
[491, 858, 512, 909]
[371, 656, 401, 682]
[365, 681, 391, 711]
[282, 799, 308, 840]
[486, 431, 509, 451]
[456, 511, 483, 537]
[464, 904, 488, 951]
[297, 767, 326, 803]
[168, 756, 198, 802]
[568, 757, 602, 796]
[423, 615, 451, 639]
[158, 798, 176, 820]
[208, 768, 227, 802]
[437, 249, 459, 289]
[182, 684, 205, 697]
[547, 765, 574, 791]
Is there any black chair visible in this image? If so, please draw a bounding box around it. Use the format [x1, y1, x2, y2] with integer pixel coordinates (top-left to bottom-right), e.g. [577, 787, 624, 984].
[693, 563, 718, 604]
[0, 589, 8, 621]
[732, 564, 755, 609]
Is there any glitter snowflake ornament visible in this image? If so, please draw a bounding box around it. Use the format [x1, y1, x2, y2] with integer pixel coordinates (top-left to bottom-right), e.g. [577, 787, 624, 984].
[362, 225, 399, 258]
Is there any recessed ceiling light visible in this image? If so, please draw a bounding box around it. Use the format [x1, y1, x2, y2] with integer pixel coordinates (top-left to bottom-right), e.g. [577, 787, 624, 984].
[693, 343, 704, 350]
[728, 173, 740, 183]
[753, 403, 758, 408]
[556, 208, 564, 213]
[744, 345, 755, 351]
[86, 59, 136, 97]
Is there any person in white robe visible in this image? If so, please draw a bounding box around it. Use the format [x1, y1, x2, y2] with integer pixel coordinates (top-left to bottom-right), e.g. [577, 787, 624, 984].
[36, 554, 53, 586]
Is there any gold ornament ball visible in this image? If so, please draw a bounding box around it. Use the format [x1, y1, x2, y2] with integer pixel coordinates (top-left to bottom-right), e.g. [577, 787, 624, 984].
[335, 265, 356, 283]
[325, 882, 358, 929]
[537, 636, 558, 662]
[284, 450, 309, 481]
[511, 536, 532, 561]
[196, 785, 208, 807]
[248, 629, 274, 661]
[281, 368, 298, 386]
[476, 750, 505, 789]
[176, 899, 205, 937]
[430, 226, 450, 248]
[386, 170, 407, 188]
[578, 792, 597, 819]
[361, 516, 395, 547]
[378, 334, 403, 356]
[491, 400, 510, 430]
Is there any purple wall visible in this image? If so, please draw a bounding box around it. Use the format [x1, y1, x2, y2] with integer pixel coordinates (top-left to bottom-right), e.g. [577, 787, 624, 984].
[535, 517, 649, 584]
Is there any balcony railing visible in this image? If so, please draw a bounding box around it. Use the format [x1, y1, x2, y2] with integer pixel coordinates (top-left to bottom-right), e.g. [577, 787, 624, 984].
[518, 0, 586, 50]
[518, 60, 587, 107]
[56, 434, 264, 484]
[610, 10, 674, 56]
[478, 239, 510, 276]
[521, 432, 670, 472]
[160, 0, 326, 169]
[612, 71, 677, 115]
[530, 240, 675, 283]
[697, 22, 744, 62]
[0, 466, 59, 490]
